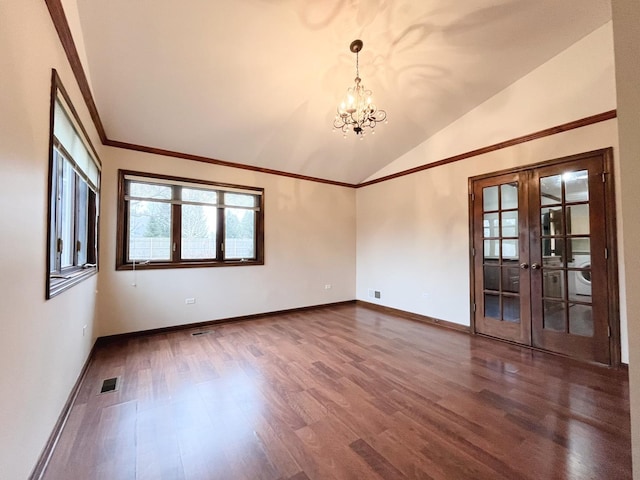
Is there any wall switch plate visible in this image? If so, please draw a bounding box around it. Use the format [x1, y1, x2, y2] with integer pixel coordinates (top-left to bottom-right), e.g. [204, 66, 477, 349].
[185, 298, 196, 304]
[324, 284, 332, 290]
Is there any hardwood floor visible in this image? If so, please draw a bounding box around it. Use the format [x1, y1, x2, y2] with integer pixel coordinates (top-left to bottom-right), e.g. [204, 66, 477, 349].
[42, 304, 631, 479]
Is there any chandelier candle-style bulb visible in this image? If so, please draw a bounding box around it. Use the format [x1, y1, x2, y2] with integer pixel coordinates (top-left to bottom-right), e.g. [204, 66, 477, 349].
[333, 39, 386, 136]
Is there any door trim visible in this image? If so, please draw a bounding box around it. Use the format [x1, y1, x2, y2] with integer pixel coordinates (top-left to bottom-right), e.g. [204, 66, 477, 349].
[468, 148, 621, 366]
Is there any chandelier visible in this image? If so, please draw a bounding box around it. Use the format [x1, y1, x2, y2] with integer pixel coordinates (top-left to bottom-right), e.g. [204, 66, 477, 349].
[333, 39, 387, 137]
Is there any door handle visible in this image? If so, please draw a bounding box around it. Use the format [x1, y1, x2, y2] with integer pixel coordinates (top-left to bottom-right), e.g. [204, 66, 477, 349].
[531, 263, 541, 270]
[520, 263, 529, 269]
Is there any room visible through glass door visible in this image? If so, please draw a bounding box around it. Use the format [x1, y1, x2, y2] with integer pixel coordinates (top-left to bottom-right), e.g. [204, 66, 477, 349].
[472, 172, 531, 345]
[529, 157, 610, 364]
[471, 151, 614, 365]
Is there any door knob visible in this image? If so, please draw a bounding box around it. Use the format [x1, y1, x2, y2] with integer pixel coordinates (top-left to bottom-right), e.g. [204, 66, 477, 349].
[520, 263, 529, 269]
[531, 263, 541, 270]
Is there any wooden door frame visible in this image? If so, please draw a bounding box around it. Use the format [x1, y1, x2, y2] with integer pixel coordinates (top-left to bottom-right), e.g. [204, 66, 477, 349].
[471, 172, 532, 345]
[468, 148, 621, 366]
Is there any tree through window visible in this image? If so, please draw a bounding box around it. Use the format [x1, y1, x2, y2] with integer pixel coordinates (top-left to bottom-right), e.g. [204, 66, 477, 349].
[117, 171, 264, 269]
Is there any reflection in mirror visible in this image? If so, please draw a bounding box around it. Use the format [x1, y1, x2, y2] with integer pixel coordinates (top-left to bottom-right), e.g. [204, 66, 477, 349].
[483, 186, 499, 211]
[563, 170, 589, 203]
[501, 183, 518, 210]
[540, 175, 562, 205]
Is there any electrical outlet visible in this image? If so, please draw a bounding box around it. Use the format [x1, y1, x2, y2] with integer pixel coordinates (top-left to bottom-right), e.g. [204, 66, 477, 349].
[374, 291, 381, 299]
[324, 284, 332, 290]
[185, 298, 196, 305]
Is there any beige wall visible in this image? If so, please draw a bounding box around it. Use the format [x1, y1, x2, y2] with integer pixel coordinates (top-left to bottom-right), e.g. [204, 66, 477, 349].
[356, 120, 623, 337]
[2, 2, 636, 478]
[0, 4, 354, 477]
[612, 1, 640, 477]
[96, 148, 356, 336]
[0, 1, 102, 478]
[356, 23, 629, 362]
[366, 22, 617, 182]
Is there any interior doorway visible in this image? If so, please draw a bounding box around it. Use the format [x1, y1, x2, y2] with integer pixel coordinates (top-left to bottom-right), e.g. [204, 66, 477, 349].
[469, 149, 620, 365]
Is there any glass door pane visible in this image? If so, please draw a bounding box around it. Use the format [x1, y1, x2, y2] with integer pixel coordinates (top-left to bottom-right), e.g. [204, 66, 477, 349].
[481, 182, 520, 323]
[473, 174, 530, 345]
[529, 154, 610, 365]
[538, 170, 593, 336]
[473, 151, 612, 365]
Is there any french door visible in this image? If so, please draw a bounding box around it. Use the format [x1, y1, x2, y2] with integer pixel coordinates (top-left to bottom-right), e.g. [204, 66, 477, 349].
[471, 149, 617, 365]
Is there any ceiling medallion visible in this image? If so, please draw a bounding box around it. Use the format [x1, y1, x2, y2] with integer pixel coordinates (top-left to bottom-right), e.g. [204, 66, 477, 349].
[333, 39, 387, 139]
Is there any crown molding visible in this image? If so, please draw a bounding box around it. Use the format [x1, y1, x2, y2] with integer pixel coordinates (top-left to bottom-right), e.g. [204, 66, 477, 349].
[44, 0, 616, 189]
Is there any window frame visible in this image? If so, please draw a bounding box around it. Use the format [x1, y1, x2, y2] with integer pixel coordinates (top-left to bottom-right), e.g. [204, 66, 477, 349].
[116, 170, 264, 270]
[46, 70, 101, 299]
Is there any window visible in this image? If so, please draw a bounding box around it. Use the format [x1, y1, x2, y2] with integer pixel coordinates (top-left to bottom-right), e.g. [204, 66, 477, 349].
[116, 170, 264, 269]
[46, 70, 101, 298]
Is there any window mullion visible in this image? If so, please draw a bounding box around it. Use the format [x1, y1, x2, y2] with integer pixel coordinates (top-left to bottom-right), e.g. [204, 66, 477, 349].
[73, 172, 80, 267]
[172, 186, 182, 262]
[117, 170, 263, 269]
[59, 160, 76, 271]
[55, 154, 64, 273]
[256, 193, 263, 261]
[87, 189, 97, 265]
[217, 202, 225, 261]
[56, 153, 66, 273]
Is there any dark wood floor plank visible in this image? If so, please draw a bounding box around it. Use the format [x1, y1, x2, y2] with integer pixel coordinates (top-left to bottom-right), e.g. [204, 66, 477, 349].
[294, 418, 378, 479]
[388, 393, 522, 480]
[365, 428, 437, 480]
[349, 438, 406, 479]
[251, 415, 304, 479]
[385, 412, 504, 480]
[42, 304, 631, 480]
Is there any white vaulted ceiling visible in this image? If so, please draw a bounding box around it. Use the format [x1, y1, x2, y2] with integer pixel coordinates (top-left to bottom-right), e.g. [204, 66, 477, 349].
[74, 0, 611, 184]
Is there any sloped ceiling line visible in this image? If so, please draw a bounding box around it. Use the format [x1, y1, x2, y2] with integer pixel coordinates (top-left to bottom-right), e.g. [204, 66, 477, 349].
[357, 110, 617, 188]
[44, 0, 357, 188]
[44, 0, 615, 191]
[44, 0, 107, 143]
